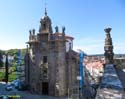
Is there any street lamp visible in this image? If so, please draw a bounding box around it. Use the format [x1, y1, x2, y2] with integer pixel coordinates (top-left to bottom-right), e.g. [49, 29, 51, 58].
[78, 50, 85, 99]
[5, 53, 9, 84]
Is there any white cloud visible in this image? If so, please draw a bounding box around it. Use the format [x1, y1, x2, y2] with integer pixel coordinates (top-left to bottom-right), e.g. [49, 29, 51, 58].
[74, 37, 104, 45]
[73, 37, 104, 54]
[73, 38, 125, 55]
[0, 36, 124, 55]
[0, 40, 26, 50]
[74, 45, 104, 55]
[114, 43, 125, 54]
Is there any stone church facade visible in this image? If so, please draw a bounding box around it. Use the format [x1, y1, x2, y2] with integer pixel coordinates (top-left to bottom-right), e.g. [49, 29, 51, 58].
[24, 9, 79, 96]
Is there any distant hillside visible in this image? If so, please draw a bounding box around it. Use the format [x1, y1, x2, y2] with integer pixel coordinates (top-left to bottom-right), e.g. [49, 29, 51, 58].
[88, 54, 104, 56]
[88, 54, 125, 58]
[0, 48, 27, 59]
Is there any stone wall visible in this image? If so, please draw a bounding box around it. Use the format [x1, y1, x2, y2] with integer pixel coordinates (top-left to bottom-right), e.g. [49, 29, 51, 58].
[96, 64, 125, 99]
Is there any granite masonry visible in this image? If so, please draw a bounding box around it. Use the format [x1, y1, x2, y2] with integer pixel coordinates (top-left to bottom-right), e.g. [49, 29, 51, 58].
[96, 28, 125, 99]
[24, 9, 79, 96]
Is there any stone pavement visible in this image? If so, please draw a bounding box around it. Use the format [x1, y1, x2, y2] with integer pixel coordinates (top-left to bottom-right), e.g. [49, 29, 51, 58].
[116, 69, 125, 89]
[0, 82, 67, 99]
[96, 64, 125, 99]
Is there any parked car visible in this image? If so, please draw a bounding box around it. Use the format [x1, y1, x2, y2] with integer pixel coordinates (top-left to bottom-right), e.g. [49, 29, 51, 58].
[5, 84, 13, 91]
[11, 79, 19, 87]
[10, 79, 27, 91]
[10, 79, 20, 89]
[17, 82, 27, 91]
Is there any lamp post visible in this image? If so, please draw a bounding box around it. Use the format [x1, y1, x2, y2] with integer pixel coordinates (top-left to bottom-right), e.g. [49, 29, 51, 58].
[79, 51, 85, 99]
[5, 53, 9, 84]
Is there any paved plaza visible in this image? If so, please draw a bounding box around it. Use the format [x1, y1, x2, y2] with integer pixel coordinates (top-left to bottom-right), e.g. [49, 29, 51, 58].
[0, 82, 67, 99]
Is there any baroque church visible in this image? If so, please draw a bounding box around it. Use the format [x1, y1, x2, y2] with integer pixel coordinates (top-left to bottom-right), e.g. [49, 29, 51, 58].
[24, 8, 79, 96]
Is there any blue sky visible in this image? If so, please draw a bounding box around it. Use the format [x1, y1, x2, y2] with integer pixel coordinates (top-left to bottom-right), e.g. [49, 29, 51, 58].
[0, 0, 125, 54]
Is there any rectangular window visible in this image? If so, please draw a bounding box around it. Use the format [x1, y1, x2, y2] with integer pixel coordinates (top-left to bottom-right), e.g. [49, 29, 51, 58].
[51, 42, 55, 46]
[43, 56, 47, 63]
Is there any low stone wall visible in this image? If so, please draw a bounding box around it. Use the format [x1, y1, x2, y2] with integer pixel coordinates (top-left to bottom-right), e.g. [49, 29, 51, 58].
[96, 64, 125, 99]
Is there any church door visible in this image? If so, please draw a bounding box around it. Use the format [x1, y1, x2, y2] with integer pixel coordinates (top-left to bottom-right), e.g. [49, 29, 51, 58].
[42, 82, 49, 95]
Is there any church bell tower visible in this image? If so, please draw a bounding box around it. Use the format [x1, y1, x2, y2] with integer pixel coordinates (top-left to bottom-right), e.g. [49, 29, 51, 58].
[39, 8, 53, 34]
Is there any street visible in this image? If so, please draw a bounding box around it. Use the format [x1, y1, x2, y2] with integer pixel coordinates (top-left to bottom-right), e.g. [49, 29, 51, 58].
[0, 82, 67, 99]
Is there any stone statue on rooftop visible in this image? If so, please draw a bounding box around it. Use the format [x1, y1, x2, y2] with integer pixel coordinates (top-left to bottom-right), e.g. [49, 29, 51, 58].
[55, 26, 59, 33]
[62, 26, 65, 33]
[29, 30, 32, 35]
